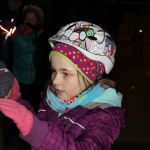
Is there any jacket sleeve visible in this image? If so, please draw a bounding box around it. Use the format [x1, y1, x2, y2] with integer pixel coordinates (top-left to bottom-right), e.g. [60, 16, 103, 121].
[20, 107, 125, 150]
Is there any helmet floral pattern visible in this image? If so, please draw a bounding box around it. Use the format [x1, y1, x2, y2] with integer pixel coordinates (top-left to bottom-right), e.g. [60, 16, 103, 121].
[55, 21, 115, 59]
[49, 21, 116, 74]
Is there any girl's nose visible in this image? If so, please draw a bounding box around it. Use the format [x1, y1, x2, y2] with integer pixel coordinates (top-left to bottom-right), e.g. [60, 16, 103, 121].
[52, 73, 61, 86]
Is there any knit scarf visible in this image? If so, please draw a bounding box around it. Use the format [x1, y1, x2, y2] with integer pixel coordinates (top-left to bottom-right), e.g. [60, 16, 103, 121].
[46, 83, 122, 114]
[46, 84, 104, 113]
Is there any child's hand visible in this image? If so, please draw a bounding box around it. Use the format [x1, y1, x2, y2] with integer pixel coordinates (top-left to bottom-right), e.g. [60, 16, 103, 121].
[0, 100, 33, 136]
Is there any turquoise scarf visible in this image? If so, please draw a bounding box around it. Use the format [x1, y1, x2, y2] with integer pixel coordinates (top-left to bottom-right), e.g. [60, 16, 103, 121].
[46, 83, 122, 114]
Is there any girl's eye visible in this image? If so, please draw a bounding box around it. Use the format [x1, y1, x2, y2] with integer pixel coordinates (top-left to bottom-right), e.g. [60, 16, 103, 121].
[63, 72, 73, 77]
[63, 73, 69, 76]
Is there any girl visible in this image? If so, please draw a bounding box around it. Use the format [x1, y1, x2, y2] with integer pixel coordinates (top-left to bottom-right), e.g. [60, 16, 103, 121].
[0, 21, 125, 150]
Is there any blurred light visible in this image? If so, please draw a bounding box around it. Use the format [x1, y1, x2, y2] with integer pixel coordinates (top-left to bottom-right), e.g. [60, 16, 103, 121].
[0, 25, 9, 33]
[147, 71, 150, 77]
[11, 18, 14, 23]
[139, 29, 143, 33]
[131, 86, 135, 90]
[0, 19, 16, 42]
[0, 19, 16, 37]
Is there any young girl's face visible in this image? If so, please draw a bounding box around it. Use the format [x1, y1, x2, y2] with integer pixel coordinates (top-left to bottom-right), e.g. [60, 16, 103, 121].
[50, 55, 88, 100]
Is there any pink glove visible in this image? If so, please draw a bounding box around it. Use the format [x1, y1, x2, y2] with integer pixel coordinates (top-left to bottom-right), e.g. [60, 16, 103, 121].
[0, 100, 33, 136]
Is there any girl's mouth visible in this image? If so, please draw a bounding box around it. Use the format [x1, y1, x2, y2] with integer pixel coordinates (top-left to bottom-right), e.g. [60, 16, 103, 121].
[55, 89, 64, 96]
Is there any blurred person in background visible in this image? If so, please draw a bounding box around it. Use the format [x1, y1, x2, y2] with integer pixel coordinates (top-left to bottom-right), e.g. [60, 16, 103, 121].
[1, 4, 49, 112]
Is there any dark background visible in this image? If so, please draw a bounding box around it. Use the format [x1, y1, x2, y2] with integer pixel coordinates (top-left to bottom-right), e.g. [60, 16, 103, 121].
[0, 0, 150, 149]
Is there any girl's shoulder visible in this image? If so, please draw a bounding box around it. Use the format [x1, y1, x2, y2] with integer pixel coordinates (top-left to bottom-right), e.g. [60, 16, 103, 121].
[64, 106, 125, 128]
[53, 106, 125, 141]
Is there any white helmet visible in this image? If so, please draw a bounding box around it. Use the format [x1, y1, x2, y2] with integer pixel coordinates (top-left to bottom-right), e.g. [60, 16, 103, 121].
[48, 21, 116, 74]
